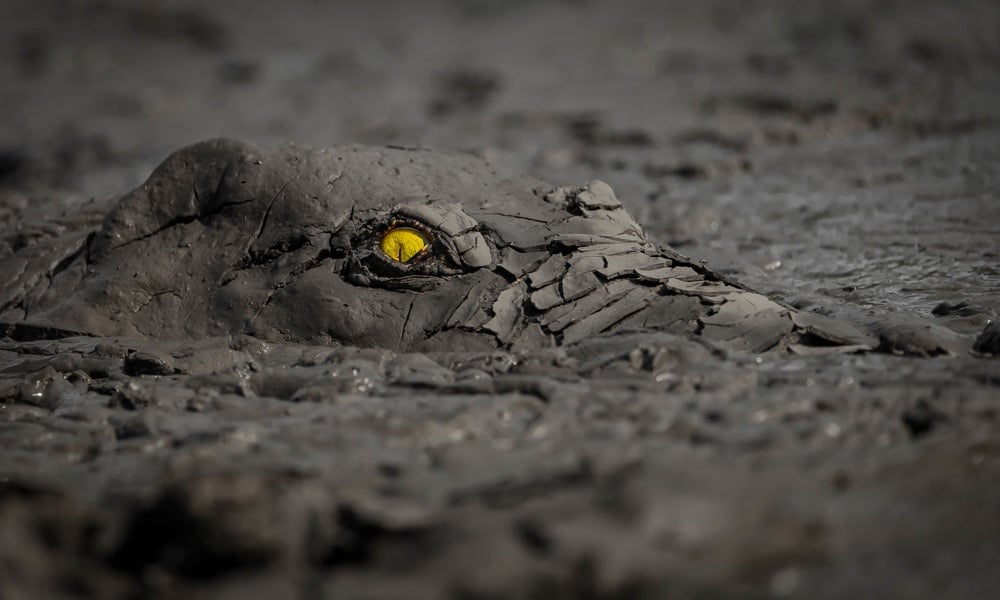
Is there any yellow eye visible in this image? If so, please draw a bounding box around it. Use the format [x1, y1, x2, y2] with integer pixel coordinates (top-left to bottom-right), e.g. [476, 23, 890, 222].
[379, 227, 429, 263]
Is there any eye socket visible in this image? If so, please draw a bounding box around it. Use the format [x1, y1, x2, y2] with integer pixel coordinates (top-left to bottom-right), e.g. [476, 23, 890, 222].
[379, 226, 429, 263]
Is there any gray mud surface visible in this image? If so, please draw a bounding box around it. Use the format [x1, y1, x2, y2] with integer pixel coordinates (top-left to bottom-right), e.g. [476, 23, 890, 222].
[2, 1, 1000, 598]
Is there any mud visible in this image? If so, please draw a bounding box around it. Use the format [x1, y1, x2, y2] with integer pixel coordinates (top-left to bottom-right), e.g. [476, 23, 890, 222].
[1, 138, 893, 355]
[2, 1, 999, 599]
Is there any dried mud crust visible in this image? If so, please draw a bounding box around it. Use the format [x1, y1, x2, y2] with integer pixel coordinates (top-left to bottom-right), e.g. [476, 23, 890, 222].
[2, 0, 1000, 599]
[0, 139, 896, 356]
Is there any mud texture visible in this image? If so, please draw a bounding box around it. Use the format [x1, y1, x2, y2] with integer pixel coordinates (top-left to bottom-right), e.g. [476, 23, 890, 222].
[2, 138, 889, 355]
[2, 1, 1000, 599]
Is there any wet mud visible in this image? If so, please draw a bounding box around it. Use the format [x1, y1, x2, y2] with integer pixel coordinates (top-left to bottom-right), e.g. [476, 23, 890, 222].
[2, 1, 999, 599]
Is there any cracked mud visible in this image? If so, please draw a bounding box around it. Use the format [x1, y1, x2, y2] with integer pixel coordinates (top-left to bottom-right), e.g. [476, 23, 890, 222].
[2, 1, 999, 599]
[3, 139, 895, 355]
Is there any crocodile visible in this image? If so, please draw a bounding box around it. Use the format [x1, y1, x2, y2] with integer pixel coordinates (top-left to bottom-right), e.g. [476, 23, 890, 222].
[1, 138, 951, 355]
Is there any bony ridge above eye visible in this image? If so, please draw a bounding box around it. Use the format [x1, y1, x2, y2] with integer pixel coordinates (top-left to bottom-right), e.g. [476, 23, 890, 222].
[379, 226, 429, 263]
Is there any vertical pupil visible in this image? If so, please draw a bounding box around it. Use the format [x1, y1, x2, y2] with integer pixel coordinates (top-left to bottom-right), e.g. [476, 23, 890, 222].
[380, 227, 427, 263]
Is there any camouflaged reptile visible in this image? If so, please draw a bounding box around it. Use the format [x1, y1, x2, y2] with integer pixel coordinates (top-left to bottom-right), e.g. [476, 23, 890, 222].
[0, 138, 885, 354]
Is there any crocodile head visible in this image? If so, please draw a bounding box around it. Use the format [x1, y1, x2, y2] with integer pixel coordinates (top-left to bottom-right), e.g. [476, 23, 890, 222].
[1, 138, 877, 353]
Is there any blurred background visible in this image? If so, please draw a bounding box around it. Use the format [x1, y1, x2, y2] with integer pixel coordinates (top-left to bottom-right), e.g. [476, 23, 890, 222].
[2, 4, 1000, 598]
[2, 0, 999, 328]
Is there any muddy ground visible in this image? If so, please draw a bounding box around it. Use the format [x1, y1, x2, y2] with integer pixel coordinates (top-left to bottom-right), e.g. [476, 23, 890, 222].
[1, 0, 999, 598]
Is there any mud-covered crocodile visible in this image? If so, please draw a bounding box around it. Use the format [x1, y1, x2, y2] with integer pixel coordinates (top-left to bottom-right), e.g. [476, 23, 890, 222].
[0, 138, 969, 355]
